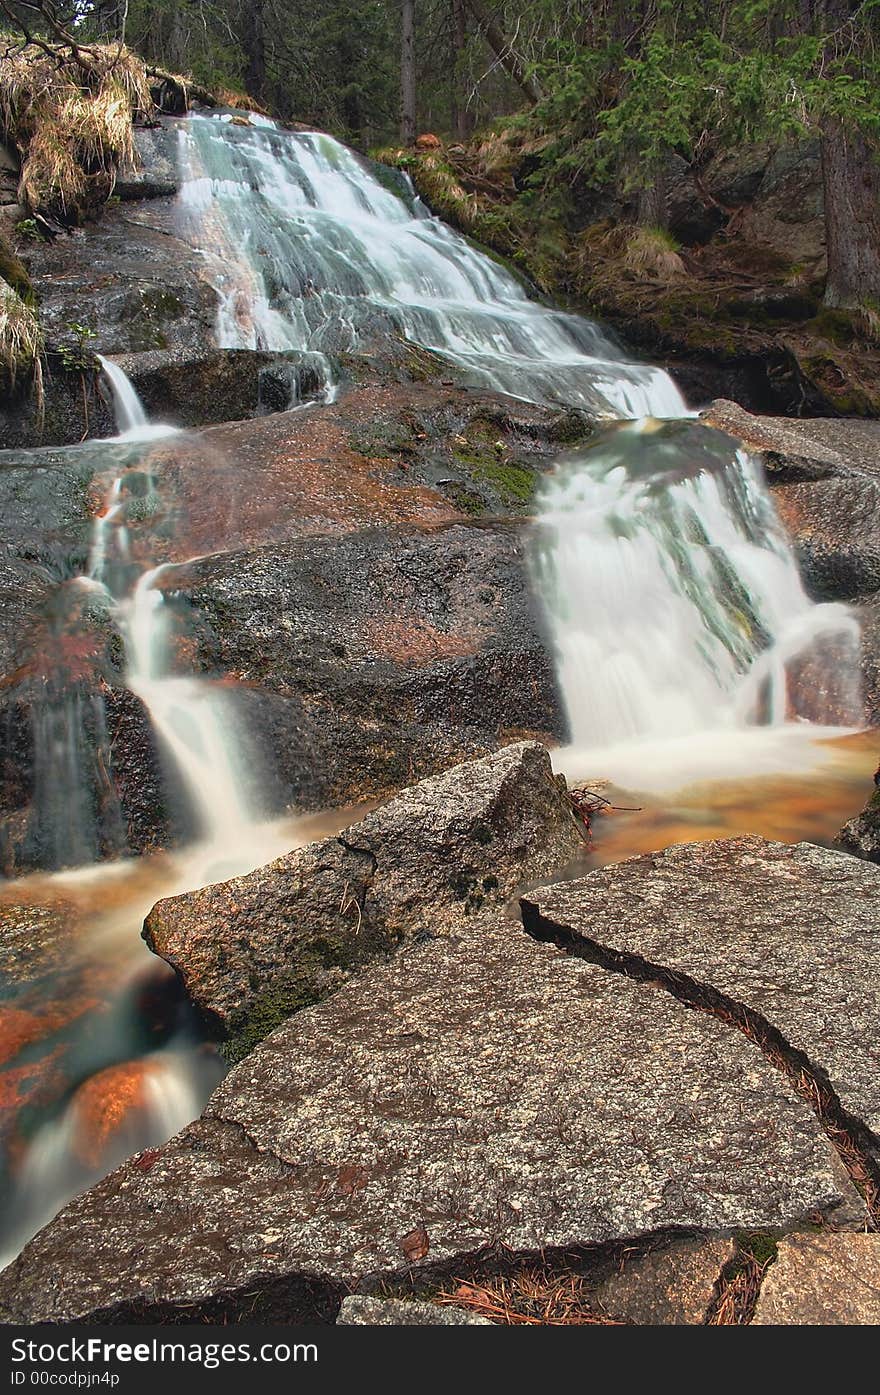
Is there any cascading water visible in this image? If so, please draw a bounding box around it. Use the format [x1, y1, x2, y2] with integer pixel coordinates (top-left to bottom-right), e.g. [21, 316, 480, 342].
[0, 1048, 219, 1268]
[2, 114, 872, 1270]
[531, 418, 862, 789]
[97, 354, 149, 436]
[175, 114, 685, 419]
[96, 355, 178, 443]
[0, 363, 275, 1264]
[90, 362, 259, 864]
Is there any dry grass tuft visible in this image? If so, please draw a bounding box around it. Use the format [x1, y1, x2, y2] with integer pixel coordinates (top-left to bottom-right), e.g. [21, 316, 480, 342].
[0, 36, 152, 220]
[623, 225, 688, 281]
[577, 222, 687, 289]
[438, 1267, 624, 1325]
[0, 279, 42, 383]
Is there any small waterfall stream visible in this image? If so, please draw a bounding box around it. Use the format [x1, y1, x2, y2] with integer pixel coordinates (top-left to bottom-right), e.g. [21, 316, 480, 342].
[0, 365, 282, 1261]
[531, 419, 862, 787]
[96, 354, 149, 436]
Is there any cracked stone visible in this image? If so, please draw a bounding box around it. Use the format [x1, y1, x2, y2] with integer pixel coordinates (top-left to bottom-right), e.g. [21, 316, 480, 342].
[594, 1236, 736, 1325]
[144, 741, 582, 1053]
[0, 911, 860, 1323]
[529, 838, 880, 1142]
[752, 1233, 880, 1325]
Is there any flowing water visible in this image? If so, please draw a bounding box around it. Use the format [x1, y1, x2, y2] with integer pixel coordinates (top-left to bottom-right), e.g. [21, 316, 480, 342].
[1, 114, 876, 1263]
[175, 115, 685, 418]
[530, 416, 864, 791]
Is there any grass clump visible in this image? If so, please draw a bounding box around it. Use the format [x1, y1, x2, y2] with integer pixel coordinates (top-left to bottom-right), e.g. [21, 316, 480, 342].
[0, 37, 153, 222]
[621, 225, 687, 281]
[0, 277, 42, 383]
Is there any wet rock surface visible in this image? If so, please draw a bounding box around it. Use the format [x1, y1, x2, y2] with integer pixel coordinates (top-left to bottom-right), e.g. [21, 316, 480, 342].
[179, 524, 562, 811]
[528, 837, 880, 1142]
[752, 1233, 880, 1325]
[145, 379, 579, 808]
[23, 194, 217, 361]
[836, 786, 880, 865]
[0, 893, 860, 1324]
[144, 742, 583, 1055]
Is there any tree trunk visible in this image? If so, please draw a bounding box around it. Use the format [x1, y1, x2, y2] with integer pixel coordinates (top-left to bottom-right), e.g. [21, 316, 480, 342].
[450, 0, 472, 141]
[462, 0, 543, 105]
[636, 165, 668, 230]
[821, 119, 880, 310]
[242, 1, 267, 106]
[401, 0, 416, 144]
[166, 5, 188, 74]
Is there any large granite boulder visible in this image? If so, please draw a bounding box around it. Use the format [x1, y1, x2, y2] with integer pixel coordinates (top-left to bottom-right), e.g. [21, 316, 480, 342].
[144, 741, 583, 1058]
[524, 836, 880, 1156]
[0, 894, 860, 1324]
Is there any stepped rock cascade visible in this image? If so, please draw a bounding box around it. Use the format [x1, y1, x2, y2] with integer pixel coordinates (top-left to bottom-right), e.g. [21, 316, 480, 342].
[0, 116, 873, 1276]
[531, 419, 862, 788]
[175, 115, 685, 419]
[90, 361, 258, 861]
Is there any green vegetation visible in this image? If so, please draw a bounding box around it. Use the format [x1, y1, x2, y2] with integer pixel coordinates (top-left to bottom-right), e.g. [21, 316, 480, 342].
[56, 320, 98, 374]
[221, 977, 323, 1065]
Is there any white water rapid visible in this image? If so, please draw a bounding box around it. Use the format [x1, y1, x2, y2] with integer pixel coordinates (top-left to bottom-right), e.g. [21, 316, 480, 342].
[175, 115, 685, 418]
[531, 418, 862, 789]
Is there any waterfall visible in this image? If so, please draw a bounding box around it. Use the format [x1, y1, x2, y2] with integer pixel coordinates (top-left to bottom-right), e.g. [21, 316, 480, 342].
[531, 419, 862, 787]
[97, 355, 178, 442]
[175, 115, 685, 420]
[87, 365, 257, 860]
[97, 354, 148, 435]
[120, 565, 254, 852]
[170, 115, 861, 788]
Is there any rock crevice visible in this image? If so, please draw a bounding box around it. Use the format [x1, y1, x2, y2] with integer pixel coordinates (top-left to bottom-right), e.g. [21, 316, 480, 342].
[522, 841, 880, 1226]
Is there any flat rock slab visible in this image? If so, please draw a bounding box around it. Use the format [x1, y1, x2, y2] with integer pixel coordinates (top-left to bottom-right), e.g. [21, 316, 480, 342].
[530, 837, 880, 1139]
[595, 1236, 735, 1325]
[144, 741, 583, 1053]
[337, 1297, 492, 1325]
[752, 1233, 880, 1325]
[0, 912, 859, 1323]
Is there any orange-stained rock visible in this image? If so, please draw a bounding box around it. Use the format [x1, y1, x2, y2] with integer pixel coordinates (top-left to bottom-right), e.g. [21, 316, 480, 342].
[68, 1061, 152, 1171]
